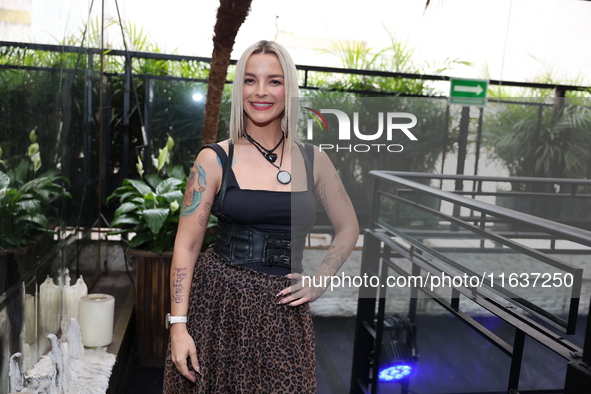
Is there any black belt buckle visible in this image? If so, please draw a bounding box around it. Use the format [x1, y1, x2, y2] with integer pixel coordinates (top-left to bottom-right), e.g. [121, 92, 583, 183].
[267, 238, 291, 250]
[264, 254, 291, 269]
[263, 234, 292, 268]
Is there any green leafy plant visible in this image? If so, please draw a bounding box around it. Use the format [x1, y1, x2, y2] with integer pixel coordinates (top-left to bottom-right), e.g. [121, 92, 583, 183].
[483, 100, 591, 179]
[310, 30, 471, 96]
[107, 135, 217, 254]
[0, 128, 71, 249]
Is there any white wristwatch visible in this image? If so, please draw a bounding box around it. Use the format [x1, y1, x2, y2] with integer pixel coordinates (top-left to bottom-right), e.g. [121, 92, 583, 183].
[165, 313, 188, 329]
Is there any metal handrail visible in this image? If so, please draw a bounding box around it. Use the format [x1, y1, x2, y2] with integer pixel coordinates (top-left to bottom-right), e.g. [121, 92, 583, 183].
[351, 170, 591, 393]
[370, 170, 591, 248]
[384, 171, 591, 186]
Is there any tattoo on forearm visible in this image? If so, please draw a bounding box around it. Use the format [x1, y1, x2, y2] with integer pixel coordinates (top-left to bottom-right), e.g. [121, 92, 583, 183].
[182, 163, 206, 217]
[317, 245, 346, 277]
[172, 267, 187, 304]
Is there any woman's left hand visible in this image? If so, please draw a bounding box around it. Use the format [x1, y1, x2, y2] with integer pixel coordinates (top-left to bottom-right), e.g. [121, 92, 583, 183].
[276, 273, 325, 306]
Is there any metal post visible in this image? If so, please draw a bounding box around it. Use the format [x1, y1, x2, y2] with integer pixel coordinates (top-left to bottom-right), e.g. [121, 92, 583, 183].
[368, 177, 381, 231]
[142, 77, 151, 173]
[103, 75, 113, 199]
[122, 53, 131, 179]
[440, 105, 450, 189]
[370, 255, 390, 394]
[582, 299, 591, 366]
[350, 232, 381, 394]
[452, 106, 470, 221]
[473, 107, 484, 177]
[564, 299, 591, 392]
[455, 106, 470, 188]
[532, 105, 543, 179]
[409, 263, 420, 323]
[85, 53, 94, 186]
[59, 69, 74, 185]
[508, 329, 525, 391]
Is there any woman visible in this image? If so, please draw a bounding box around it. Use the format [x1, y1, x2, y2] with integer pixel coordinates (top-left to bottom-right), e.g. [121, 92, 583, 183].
[163, 40, 359, 393]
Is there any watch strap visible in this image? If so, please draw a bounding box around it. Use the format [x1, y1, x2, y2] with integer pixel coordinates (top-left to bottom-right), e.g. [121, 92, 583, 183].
[166, 313, 188, 329]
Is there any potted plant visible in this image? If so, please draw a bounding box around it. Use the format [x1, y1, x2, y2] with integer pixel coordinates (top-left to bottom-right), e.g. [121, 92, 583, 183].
[106, 135, 216, 366]
[0, 128, 71, 267]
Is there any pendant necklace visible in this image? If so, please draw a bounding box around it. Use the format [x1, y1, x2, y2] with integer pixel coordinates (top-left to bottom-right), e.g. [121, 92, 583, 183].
[244, 130, 291, 184]
[244, 130, 283, 163]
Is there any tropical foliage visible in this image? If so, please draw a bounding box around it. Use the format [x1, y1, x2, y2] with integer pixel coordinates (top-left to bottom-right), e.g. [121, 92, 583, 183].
[107, 135, 184, 253]
[1, 20, 214, 229]
[107, 136, 217, 254]
[483, 100, 591, 179]
[0, 129, 71, 249]
[307, 33, 471, 96]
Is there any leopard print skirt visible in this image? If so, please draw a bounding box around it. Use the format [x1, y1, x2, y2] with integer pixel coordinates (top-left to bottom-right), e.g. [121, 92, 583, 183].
[162, 246, 317, 393]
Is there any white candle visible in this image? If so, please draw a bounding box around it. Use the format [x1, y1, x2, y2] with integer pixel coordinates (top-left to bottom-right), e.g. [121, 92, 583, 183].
[24, 293, 36, 345]
[39, 277, 61, 336]
[78, 294, 115, 347]
[61, 273, 87, 336]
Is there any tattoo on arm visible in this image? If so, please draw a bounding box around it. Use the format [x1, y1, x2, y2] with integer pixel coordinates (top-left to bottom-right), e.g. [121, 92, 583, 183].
[317, 245, 346, 277]
[311, 245, 347, 293]
[316, 184, 332, 222]
[335, 172, 350, 203]
[198, 202, 212, 226]
[181, 163, 206, 217]
[172, 267, 188, 304]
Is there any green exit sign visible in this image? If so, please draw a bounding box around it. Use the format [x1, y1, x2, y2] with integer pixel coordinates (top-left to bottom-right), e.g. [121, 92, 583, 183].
[449, 78, 488, 107]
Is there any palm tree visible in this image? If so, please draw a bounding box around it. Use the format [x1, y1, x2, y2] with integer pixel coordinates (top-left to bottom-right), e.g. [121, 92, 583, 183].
[201, 0, 253, 145]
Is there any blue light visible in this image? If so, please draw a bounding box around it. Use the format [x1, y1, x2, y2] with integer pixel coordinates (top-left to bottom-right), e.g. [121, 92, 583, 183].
[378, 364, 413, 382]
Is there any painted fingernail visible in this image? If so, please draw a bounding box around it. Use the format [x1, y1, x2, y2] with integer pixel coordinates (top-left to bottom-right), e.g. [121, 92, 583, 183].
[277, 299, 284, 304]
[276, 291, 283, 297]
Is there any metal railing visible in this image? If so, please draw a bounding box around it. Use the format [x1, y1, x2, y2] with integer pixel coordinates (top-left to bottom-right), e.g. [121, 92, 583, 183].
[350, 171, 591, 394]
[385, 172, 591, 239]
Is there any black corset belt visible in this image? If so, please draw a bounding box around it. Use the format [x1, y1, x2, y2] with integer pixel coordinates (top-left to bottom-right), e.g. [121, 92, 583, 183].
[213, 219, 305, 272]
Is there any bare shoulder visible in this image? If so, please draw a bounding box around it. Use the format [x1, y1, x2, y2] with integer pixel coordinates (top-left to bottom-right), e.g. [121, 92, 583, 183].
[298, 143, 337, 187]
[300, 143, 333, 168]
[296, 142, 330, 163]
[192, 143, 227, 192]
[196, 139, 231, 168]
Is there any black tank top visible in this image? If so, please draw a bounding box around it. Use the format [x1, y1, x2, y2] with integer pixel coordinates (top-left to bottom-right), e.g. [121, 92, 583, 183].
[203, 142, 317, 275]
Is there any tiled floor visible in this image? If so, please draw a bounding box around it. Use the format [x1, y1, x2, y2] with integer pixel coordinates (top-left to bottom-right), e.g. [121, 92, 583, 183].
[120, 312, 588, 393]
[92, 267, 590, 393]
[121, 316, 357, 394]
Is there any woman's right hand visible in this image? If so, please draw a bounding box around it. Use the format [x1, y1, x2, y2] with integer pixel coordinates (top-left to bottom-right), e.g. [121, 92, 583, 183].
[170, 325, 201, 382]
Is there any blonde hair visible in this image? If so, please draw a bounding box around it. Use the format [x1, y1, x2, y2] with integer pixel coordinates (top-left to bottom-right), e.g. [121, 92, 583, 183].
[229, 40, 299, 146]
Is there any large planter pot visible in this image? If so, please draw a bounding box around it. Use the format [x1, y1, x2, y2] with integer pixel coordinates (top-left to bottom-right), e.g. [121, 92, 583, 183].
[127, 249, 173, 367]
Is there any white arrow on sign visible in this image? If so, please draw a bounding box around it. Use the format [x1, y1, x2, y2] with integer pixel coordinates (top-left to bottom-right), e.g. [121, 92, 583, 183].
[453, 84, 484, 95]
